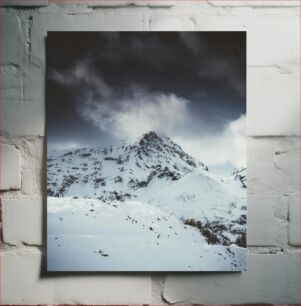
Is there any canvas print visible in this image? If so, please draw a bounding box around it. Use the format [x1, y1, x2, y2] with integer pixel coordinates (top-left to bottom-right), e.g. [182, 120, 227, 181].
[47, 32, 247, 271]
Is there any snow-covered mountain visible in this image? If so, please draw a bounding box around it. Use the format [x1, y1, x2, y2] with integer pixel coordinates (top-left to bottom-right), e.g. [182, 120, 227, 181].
[48, 131, 208, 199]
[47, 131, 247, 271]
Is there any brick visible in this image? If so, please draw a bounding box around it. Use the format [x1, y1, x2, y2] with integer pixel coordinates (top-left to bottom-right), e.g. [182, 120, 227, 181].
[207, 0, 300, 7]
[247, 195, 276, 246]
[248, 66, 300, 136]
[86, 0, 174, 7]
[1, 98, 44, 136]
[247, 137, 300, 197]
[2, 66, 45, 136]
[0, 143, 21, 191]
[163, 253, 300, 304]
[87, 1, 138, 7]
[273, 138, 300, 187]
[30, 13, 142, 66]
[0, 0, 49, 6]
[288, 193, 300, 246]
[1, 65, 45, 137]
[150, 15, 194, 31]
[148, 1, 175, 7]
[2, 251, 151, 304]
[248, 13, 299, 68]
[87, 1, 148, 7]
[103, 12, 143, 30]
[1, 65, 22, 102]
[22, 66, 45, 135]
[19, 137, 44, 196]
[2, 13, 24, 65]
[2, 198, 43, 246]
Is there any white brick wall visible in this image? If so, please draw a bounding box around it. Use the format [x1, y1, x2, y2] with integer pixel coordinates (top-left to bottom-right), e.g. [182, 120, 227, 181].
[0, 143, 21, 190]
[2, 251, 151, 304]
[163, 253, 300, 304]
[0, 1, 300, 304]
[2, 198, 44, 246]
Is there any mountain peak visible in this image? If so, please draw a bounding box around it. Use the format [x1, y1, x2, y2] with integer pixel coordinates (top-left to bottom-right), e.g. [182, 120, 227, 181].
[138, 131, 163, 146]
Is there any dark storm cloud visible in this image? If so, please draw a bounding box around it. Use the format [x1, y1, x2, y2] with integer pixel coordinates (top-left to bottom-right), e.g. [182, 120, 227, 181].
[47, 32, 246, 169]
[92, 32, 246, 99]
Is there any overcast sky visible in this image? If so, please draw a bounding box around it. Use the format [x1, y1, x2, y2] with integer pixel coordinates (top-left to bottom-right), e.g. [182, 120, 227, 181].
[47, 32, 246, 174]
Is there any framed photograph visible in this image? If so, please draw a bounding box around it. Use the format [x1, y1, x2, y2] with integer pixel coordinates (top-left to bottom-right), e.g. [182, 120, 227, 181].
[47, 32, 246, 271]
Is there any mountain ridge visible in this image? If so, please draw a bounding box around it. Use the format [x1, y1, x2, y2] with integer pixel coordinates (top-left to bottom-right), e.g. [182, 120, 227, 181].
[47, 131, 212, 199]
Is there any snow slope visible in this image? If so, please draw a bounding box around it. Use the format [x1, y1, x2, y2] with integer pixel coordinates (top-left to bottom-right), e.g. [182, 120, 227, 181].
[47, 131, 247, 271]
[48, 197, 246, 271]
